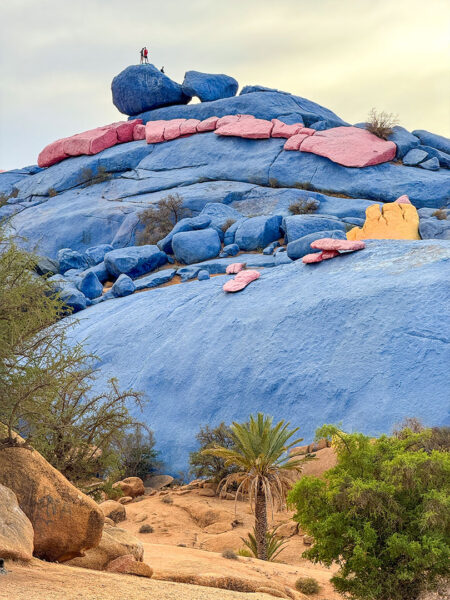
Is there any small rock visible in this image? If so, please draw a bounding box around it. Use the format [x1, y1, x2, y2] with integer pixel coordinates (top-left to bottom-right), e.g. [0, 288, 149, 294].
[403, 148, 429, 166]
[99, 500, 126, 524]
[118, 496, 133, 505]
[303, 535, 314, 545]
[419, 157, 440, 171]
[111, 274, 136, 297]
[113, 477, 145, 498]
[106, 553, 153, 578]
[57, 248, 88, 273]
[276, 522, 298, 537]
[198, 488, 215, 497]
[197, 269, 210, 281]
[133, 512, 148, 523]
[144, 475, 174, 490]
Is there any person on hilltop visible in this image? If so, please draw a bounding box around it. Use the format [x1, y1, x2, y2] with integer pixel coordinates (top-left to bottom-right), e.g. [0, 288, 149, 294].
[139, 47, 144, 64]
[160, 66, 165, 73]
[143, 46, 149, 64]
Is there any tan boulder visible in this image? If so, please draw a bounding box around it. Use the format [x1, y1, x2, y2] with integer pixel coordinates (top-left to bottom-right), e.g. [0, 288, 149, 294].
[67, 525, 143, 571]
[144, 474, 173, 490]
[200, 530, 244, 553]
[112, 477, 145, 498]
[133, 512, 148, 523]
[203, 521, 234, 535]
[118, 496, 133, 505]
[276, 522, 298, 538]
[106, 553, 153, 578]
[104, 517, 115, 527]
[0, 484, 34, 561]
[182, 502, 231, 528]
[198, 488, 215, 497]
[99, 500, 126, 523]
[0, 443, 103, 562]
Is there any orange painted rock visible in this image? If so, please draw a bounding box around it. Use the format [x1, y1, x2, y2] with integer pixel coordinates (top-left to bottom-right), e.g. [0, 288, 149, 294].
[347, 202, 420, 240]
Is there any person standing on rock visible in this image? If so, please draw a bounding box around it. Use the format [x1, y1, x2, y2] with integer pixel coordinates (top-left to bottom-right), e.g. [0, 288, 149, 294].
[139, 47, 145, 64]
[143, 47, 149, 64]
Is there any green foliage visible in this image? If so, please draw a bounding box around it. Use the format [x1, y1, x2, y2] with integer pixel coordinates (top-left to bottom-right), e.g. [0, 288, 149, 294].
[288, 199, 319, 215]
[366, 108, 399, 140]
[116, 424, 160, 480]
[189, 422, 239, 483]
[295, 577, 320, 595]
[240, 526, 289, 562]
[136, 193, 191, 246]
[101, 478, 124, 500]
[237, 547, 252, 557]
[288, 424, 450, 600]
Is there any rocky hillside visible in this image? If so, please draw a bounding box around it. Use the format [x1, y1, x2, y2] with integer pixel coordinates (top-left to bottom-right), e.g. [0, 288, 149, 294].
[1, 65, 449, 473]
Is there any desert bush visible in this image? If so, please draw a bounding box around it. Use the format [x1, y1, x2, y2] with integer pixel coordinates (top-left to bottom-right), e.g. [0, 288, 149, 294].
[237, 547, 252, 557]
[288, 199, 319, 215]
[161, 495, 173, 504]
[136, 193, 191, 246]
[365, 108, 399, 140]
[139, 524, 154, 533]
[240, 526, 289, 562]
[295, 577, 320, 595]
[393, 418, 450, 453]
[222, 549, 238, 560]
[288, 424, 450, 600]
[0, 187, 19, 207]
[432, 208, 447, 220]
[189, 422, 239, 483]
[79, 166, 112, 187]
[221, 218, 236, 232]
[47, 188, 58, 197]
[116, 424, 160, 480]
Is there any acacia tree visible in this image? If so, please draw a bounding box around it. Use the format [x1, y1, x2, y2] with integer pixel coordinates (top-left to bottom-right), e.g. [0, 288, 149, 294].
[288, 424, 450, 600]
[189, 422, 239, 483]
[203, 413, 307, 560]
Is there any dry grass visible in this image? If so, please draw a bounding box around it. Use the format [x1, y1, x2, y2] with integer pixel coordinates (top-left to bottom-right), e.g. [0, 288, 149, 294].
[365, 108, 399, 140]
[137, 193, 190, 246]
[295, 576, 320, 595]
[432, 208, 447, 220]
[288, 199, 319, 215]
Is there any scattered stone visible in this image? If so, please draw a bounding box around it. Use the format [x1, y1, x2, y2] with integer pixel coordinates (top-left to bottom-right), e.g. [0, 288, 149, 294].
[219, 243, 240, 258]
[276, 522, 298, 538]
[412, 129, 450, 154]
[172, 228, 221, 264]
[105, 245, 168, 279]
[420, 157, 440, 171]
[403, 148, 429, 166]
[106, 553, 153, 578]
[99, 500, 126, 524]
[133, 513, 148, 523]
[78, 270, 103, 299]
[57, 248, 88, 273]
[118, 496, 133, 505]
[144, 475, 174, 490]
[234, 215, 282, 251]
[197, 269, 210, 281]
[111, 273, 136, 297]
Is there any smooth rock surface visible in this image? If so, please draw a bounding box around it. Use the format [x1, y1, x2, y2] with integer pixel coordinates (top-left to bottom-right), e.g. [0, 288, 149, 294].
[104, 245, 167, 278]
[182, 71, 238, 102]
[234, 215, 282, 251]
[0, 484, 34, 562]
[287, 230, 346, 260]
[172, 228, 221, 264]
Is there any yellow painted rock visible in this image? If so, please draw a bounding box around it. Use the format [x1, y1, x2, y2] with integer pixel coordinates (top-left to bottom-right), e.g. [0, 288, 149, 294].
[347, 202, 420, 240]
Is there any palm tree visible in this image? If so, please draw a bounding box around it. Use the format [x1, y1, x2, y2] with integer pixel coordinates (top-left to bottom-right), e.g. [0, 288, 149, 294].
[202, 413, 307, 560]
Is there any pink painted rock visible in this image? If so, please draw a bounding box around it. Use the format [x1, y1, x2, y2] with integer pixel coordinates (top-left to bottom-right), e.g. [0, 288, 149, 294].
[302, 252, 325, 264]
[395, 194, 411, 204]
[271, 119, 304, 138]
[321, 250, 340, 260]
[215, 114, 255, 128]
[223, 270, 260, 293]
[114, 119, 143, 143]
[133, 124, 146, 140]
[310, 238, 366, 252]
[225, 263, 245, 274]
[164, 119, 187, 141]
[64, 127, 118, 157]
[38, 139, 70, 168]
[298, 127, 316, 136]
[180, 119, 201, 136]
[145, 120, 166, 144]
[300, 126, 397, 167]
[197, 116, 219, 132]
[284, 134, 309, 151]
[216, 118, 273, 139]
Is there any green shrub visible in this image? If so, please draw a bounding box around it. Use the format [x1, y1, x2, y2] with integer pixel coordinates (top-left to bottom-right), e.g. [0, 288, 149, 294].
[139, 524, 154, 533]
[237, 547, 252, 557]
[136, 193, 191, 246]
[116, 424, 160, 480]
[288, 199, 319, 215]
[189, 422, 239, 483]
[288, 424, 450, 600]
[222, 549, 238, 560]
[295, 577, 320, 595]
[365, 108, 399, 140]
[240, 526, 289, 562]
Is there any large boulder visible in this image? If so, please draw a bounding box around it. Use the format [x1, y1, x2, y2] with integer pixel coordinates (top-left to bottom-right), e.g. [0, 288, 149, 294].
[282, 215, 346, 243]
[111, 65, 191, 116]
[106, 554, 153, 578]
[67, 525, 143, 571]
[0, 440, 103, 561]
[412, 129, 450, 155]
[104, 245, 167, 278]
[57, 248, 88, 273]
[172, 228, 221, 264]
[99, 500, 126, 523]
[234, 215, 282, 251]
[0, 484, 34, 561]
[419, 217, 450, 240]
[78, 270, 103, 299]
[112, 477, 145, 498]
[182, 71, 238, 102]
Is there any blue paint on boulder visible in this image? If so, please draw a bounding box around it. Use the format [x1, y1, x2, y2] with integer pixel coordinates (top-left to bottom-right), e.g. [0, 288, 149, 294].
[111, 64, 191, 116]
[197, 269, 210, 281]
[82, 261, 109, 284]
[157, 215, 212, 254]
[57, 248, 88, 273]
[59, 286, 87, 313]
[219, 243, 240, 257]
[282, 215, 346, 243]
[223, 219, 243, 245]
[111, 274, 136, 297]
[134, 268, 177, 290]
[176, 252, 279, 281]
[85, 244, 114, 266]
[77, 271, 103, 299]
[419, 217, 450, 239]
[412, 130, 450, 155]
[104, 245, 168, 278]
[172, 228, 221, 264]
[287, 229, 346, 260]
[403, 148, 429, 166]
[387, 126, 420, 159]
[65, 240, 450, 473]
[419, 146, 450, 169]
[182, 71, 238, 102]
[234, 215, 282, 251]
[420, 157, 440, 171]
[263, 241, 280, 255]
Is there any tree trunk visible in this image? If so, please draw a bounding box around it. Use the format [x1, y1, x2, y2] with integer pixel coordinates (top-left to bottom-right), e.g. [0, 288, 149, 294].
[254, 480, 268, 560]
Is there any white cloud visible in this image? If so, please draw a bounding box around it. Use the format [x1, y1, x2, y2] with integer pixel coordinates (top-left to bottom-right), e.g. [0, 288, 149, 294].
[1, 0, 449, 169]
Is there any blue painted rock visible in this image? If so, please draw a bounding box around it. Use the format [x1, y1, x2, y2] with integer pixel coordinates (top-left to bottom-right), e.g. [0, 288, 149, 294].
[85, 244, 114, 266]
[403, 148, 428, 166]
[111, 274, 136, 297]
[82, 261, 109, 284]
[111, 65, 191, 116]
[287, 229, 346, 260]
[387, 126, 420, 159]
[157, 215, 212, 254]
[234, 215, 282, 251]
[419, 217, 450, 239]
[78, 271, 103, 299]
[182, 71, 238, 102]
[57, 248, 88, 273]
[263, 241, 280, 255]
[59, 286, 87, 313]
[134, 268, 177, 290]
[412, 129, 450, 155]
[282, 215, 346, 243]
[418, 145, 450, 169]
[172, 228, 221, 264]
[197, 269, 210, 281]
[104, 245, 167, 278]
[65, 240, 450, 474]
[420, 157, 440, 171]
[219, 243, 240, 257]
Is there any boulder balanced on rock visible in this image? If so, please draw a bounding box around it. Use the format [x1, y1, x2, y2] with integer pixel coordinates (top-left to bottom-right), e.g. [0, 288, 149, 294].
[182, 70, 238, 102]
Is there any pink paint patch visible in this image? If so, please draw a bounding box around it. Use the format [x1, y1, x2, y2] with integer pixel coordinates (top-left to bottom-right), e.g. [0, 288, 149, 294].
[113, 120, 143, 143]
[215, 118, 273, 139]
[164, 119, 187, 141]
[197, 117, 219, 132]
[300, 126, 397, 167]
[38, 139, 70, 168]
[321, 250, 340, 260]
[133, 124, 146, 140]
[225, 263, 245, 274]
[223, 270, 260, 293]
[284, 134, 309, 151]
[310, 238, 366, 252]
[145, 121, 167, 144]
[180, 119, 201, 136]
[395, 194, 411, 204]
[63, 127, 117, 157]
[271, 119, 304, 138]
[302, 252, 324, 264]
[298, 127, 316, 136]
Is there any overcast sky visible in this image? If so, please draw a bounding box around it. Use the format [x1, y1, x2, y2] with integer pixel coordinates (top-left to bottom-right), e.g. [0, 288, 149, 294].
[1, 0, 449, 170]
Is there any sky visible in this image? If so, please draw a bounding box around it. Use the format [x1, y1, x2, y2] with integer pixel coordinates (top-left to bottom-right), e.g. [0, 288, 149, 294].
[1, 0, 449, 170]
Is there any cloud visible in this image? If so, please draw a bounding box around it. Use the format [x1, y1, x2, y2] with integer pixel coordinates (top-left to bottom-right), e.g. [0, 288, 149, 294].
[1, 0, 449, 169]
